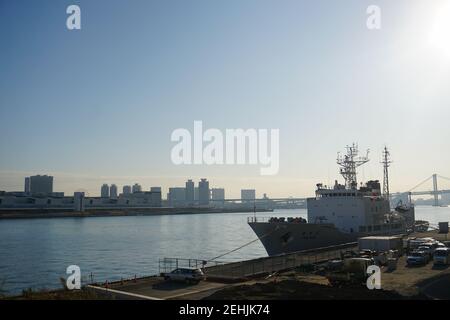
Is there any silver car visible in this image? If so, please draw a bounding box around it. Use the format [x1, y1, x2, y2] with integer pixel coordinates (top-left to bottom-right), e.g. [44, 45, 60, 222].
[163, 268, 205, 284]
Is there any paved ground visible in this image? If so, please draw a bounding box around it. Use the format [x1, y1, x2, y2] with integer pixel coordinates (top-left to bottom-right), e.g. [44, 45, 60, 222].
[102, 277, 231, 300]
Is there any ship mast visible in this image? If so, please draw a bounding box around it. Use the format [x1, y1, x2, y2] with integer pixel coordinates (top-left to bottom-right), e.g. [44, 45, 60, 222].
[336, 143, 370, 189]
[381, 146, 392, 200]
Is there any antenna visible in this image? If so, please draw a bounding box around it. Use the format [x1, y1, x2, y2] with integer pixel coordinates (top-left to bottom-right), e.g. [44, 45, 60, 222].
[336, 143, 370, 189]
[381, 146, 392, 200]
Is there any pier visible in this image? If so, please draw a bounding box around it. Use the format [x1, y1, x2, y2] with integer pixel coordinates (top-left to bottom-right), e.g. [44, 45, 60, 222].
[86, 229, 449, 300]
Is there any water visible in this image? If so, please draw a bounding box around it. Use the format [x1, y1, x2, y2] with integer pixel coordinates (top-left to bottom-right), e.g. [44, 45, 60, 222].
[0, 206, 449, 295]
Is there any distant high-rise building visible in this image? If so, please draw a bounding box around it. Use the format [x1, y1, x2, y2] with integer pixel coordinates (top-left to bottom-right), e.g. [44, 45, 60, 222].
[198, 179, 210, 205]
[150, 187, 161, 192]
[30, 175, 53, 194]
[194, 187, 199, 201]
[185, 179, 195, 204]
[241, 189, 256, 203]
[132, 183, 142, 193]
[74, 192, 85, 212]
[442, 193, 450, 206]
[24, 177, 30, 193]
[211, 188, 225, 206]
[211, 188, 225, 201]
[101, 184, 110, 198]
[110, 184, 118, 199]
[123, 185, 132, 195]
[168, 187, 186, 206]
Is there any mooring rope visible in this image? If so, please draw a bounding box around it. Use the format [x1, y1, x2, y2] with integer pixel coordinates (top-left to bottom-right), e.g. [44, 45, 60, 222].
[209, 226, 279, 262]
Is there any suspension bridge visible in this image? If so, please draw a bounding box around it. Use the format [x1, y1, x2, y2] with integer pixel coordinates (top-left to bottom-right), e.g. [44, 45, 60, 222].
[391, 174, 450, 207]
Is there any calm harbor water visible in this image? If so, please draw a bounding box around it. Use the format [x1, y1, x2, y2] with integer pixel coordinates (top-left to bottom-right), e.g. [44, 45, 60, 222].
[0, 207, 449, 295]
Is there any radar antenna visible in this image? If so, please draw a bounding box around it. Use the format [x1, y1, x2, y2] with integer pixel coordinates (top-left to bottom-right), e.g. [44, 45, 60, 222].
[336, 143, 369, 189]
[381, 146, 392, 200]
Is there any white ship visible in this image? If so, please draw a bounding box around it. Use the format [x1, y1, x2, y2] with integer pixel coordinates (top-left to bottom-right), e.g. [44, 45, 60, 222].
[248, 144, 415, 256]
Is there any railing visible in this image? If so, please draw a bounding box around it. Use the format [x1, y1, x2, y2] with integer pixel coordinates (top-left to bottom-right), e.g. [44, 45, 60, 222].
[247, 216, 307, 223]
[203, 242, 358, 279]
[158, 257, 226, 275]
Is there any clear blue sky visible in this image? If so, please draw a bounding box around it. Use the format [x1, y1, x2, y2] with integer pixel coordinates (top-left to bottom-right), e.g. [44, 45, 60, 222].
[1, 0, 450, 197]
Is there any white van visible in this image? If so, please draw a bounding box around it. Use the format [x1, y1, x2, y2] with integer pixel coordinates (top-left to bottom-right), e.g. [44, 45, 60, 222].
[433, 248, 450, 265]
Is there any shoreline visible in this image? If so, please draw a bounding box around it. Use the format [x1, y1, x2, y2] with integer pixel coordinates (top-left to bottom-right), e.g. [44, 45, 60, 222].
[0, 207, 274, 220]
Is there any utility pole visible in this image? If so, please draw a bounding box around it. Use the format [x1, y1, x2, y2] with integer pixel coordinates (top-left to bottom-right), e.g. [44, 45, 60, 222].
[381, 146, 392, 201]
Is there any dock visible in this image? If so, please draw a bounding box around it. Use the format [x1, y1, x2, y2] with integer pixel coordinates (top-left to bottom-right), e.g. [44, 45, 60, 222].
[87, 229, 450, 300]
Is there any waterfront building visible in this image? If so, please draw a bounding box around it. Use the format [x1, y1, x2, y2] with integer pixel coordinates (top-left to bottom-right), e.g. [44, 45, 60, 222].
[198, 179, 210, 205]
[168, 187, 186, 207]
[132, 183, 142, 193]
[123, 185, 132, 195]
[185, 179, 195, 205]
[29, 175, 53, 195]
[110, 184, 118, 199]
[24, 177, 30, 193]
[74, 192, 85, 212]
[101, 184, 109, 198]
[211, 188, 225, 201]
[194, 187, 199, 202]
[211, 188, 225, 207]
[241, 189, 256, 203]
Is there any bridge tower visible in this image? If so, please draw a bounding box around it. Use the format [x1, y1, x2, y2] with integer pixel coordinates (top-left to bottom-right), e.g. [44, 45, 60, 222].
[432, 174, 439, 206]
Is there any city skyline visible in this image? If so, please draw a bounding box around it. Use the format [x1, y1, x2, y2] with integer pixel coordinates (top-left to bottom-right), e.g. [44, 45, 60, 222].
[2, 0, 450, 197]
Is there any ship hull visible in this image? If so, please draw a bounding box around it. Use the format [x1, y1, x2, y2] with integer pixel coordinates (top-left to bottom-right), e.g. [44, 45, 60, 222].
[248, 222, 405, 256]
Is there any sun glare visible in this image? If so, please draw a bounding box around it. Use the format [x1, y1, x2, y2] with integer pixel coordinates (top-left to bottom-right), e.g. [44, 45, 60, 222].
[429, 3, 450, 58]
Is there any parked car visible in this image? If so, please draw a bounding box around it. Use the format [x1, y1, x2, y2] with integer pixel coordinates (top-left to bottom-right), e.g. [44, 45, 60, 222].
[436, 242, 446, 249]
[163, 268, 205, 284]
[433, 248, 450, 266]
[407, 250, 429, 266]
[417, 245, 434, 259]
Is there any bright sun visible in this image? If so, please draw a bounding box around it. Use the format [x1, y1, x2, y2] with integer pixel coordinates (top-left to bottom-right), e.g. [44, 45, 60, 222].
[429, 3, 450, 58]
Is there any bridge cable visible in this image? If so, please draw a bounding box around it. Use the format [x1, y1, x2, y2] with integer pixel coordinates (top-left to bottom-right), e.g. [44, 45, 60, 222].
[407, 175, 433, 192]
[437, 175, 450, 182]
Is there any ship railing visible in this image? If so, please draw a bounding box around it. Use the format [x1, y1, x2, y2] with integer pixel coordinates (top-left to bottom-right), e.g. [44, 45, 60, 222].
[247, 216, 272, 223]
[247, 216, 307, 223]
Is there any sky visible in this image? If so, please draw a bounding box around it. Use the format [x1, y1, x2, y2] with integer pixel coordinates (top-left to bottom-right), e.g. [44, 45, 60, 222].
[1, 0, 450, 198]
